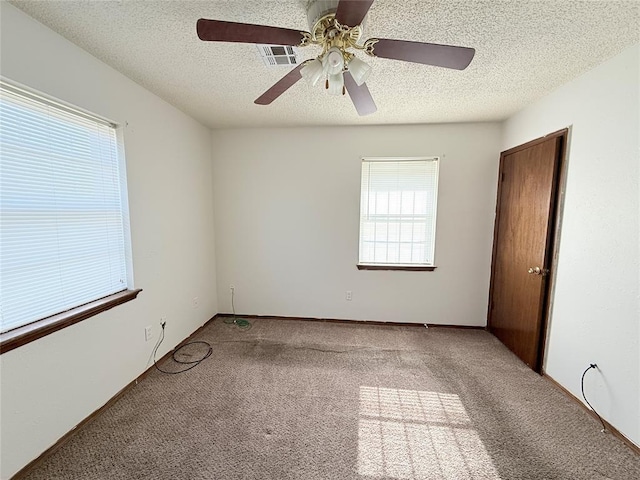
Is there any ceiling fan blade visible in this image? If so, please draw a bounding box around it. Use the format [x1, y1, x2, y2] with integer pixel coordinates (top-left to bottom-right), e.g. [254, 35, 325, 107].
[335, 0, 375, 26]
[254, 64, 306, 105]
[371, 38, 475, 70]
[344, 71, 377, 116]
[197, 19, 307, 46]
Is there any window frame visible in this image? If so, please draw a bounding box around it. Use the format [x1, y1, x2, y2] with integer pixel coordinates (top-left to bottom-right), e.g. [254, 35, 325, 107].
[0, 79, 139, 354]
[0, 289, 142, 354]
[357, 156, 440, 271]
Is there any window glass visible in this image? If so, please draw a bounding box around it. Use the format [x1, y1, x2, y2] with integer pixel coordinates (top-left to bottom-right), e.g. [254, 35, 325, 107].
[0, 82, 131, 333]
[359, 158, 439, 266]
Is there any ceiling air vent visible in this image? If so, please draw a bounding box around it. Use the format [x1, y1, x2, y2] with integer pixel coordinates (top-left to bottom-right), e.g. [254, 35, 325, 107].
[256, 44, 299, 67]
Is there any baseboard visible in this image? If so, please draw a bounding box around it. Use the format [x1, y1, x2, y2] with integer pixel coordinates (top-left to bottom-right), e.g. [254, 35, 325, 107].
[543, 373, 640, 455]
[215, 313, 486, 330]
[11, 315, 218, 480]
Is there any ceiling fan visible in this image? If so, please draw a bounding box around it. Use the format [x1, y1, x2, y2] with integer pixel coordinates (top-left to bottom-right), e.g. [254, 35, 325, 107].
[196, 0, 475, 116]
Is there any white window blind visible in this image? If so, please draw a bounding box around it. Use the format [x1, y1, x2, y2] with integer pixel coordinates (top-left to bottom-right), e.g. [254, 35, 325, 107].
[359, 158, 439, 266]
[0, 82, 129, 334]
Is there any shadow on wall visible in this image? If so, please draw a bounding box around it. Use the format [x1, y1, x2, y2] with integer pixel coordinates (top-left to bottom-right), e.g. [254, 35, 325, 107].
[357, 386, 500, 479]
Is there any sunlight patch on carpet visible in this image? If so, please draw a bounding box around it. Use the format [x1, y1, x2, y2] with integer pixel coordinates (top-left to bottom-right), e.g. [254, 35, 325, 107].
[357, 387, 500, 479]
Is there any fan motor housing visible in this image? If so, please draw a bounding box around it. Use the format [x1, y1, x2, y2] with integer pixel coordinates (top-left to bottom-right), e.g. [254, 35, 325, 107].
[306, 0, 339, 30]
[307, 0, 365, 50]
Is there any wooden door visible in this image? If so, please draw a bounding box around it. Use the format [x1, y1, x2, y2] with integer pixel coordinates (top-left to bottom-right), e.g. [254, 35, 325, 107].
[488, 130, 566, 372]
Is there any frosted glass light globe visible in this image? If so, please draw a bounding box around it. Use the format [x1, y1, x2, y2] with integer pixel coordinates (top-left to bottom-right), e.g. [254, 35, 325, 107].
[323, 48, 344, 75]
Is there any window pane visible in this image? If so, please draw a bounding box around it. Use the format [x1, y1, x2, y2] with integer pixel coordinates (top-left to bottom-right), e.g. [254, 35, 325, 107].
[400, 222, 413, 243]
[362, 221, 375, 242]
[388, 222, 400, 242]
[374, 243, 387, 263]
[0, 82, 129, 333]
[401, 191, 414, 215]
[389, 191, 401, 214]
[387, 243, 400, 263]
[375, 191, 388, 214]
[399, 243, 413, 264]
[414, 223, 426, 242]
[412, 244, 426, 264]
[375, 223, 388, 242]
[414, 191, 428, 215]
[358, 158, 438, 266]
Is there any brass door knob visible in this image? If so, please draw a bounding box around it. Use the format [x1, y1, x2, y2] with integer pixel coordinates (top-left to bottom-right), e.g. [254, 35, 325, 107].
[528, 267, 548, 276]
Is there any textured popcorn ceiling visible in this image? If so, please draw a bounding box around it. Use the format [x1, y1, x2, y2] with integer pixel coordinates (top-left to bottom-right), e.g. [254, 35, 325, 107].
[9, 0, 640, 129]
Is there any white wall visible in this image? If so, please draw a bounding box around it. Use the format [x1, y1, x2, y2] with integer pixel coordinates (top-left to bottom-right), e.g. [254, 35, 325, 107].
[0, 4, 218, 478]
[212, 123, 501, 325]
[502, 43, 640, 447]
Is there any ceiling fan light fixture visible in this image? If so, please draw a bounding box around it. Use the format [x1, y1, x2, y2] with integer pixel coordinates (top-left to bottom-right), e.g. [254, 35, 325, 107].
[348, 56, 372, 86]
[197, 0, 474, 116]
[327, 72, 344, 96]
[301, 58, 324, 86]
[323, 47, 345, 75]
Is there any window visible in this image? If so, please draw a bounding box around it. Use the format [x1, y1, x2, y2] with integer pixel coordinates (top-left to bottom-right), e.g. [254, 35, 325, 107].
[0, 81, 138, 350]
[358, 157, 439, 270]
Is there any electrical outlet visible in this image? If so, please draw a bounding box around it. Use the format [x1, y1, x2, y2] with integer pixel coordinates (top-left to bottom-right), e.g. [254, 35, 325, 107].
[144, 325, 153, 342]
[346, 290, 352, 301]
[192, 296, 199, 308]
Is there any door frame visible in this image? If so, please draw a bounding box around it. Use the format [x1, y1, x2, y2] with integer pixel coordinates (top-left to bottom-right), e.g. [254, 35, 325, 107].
[487, 128, 570, 373]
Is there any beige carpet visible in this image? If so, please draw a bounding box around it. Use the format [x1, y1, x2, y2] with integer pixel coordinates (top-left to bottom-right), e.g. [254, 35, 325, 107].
[21, 318, 640, 479]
